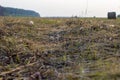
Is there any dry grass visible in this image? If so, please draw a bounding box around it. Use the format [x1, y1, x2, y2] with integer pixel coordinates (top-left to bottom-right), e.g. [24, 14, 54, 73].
[0, 16, 120, 80]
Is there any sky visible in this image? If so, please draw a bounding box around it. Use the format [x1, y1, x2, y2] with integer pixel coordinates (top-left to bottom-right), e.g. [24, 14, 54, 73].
[0, 0, 120, 17]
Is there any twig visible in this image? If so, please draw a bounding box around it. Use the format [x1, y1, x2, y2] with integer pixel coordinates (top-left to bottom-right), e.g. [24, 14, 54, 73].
[0, 61, 39, 76]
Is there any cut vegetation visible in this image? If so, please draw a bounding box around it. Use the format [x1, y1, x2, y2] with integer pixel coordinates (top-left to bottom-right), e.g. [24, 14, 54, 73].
[0, 17, 120, 80]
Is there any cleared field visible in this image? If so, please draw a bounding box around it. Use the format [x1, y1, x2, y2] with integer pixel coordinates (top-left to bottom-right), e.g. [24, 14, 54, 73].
[0, 17, 120, 80]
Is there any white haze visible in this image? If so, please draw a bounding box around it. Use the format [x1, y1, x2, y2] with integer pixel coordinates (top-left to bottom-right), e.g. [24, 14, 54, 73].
[0, 0, 120, 17]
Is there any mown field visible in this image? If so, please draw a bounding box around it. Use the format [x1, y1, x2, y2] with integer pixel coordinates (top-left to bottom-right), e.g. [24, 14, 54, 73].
[0, 17, 120, 80]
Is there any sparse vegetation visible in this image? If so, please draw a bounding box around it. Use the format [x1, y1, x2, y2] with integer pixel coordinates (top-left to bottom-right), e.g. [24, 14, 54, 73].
[0, 17, 120, 80]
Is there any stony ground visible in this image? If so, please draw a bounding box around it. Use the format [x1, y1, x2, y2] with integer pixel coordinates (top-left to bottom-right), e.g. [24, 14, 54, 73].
[0, 17, 120, 80]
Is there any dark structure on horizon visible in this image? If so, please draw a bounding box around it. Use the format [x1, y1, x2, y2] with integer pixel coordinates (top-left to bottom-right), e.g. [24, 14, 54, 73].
[0, 6, 4, 16]
[107, 12, 116, 19]
[118, 15, 120, 18]
[0, 5, 40, 17]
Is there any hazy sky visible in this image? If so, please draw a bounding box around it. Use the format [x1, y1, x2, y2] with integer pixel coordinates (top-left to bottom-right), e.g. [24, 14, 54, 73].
[0, 0, 120, 17]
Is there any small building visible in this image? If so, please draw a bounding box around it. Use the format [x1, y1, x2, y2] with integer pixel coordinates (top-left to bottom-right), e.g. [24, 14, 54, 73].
[107, 12, 116, 19]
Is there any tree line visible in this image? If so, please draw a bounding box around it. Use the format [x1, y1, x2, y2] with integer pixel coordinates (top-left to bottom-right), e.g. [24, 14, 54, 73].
[0, 6, 40, 17]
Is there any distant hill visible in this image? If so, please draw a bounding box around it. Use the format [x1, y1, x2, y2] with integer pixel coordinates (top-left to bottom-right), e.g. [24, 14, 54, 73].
[0, 6, 40, 17]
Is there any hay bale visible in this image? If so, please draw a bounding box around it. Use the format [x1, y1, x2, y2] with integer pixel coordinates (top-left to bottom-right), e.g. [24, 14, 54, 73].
[107, 12, 116, 19]
[0, 6, 4, 16]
